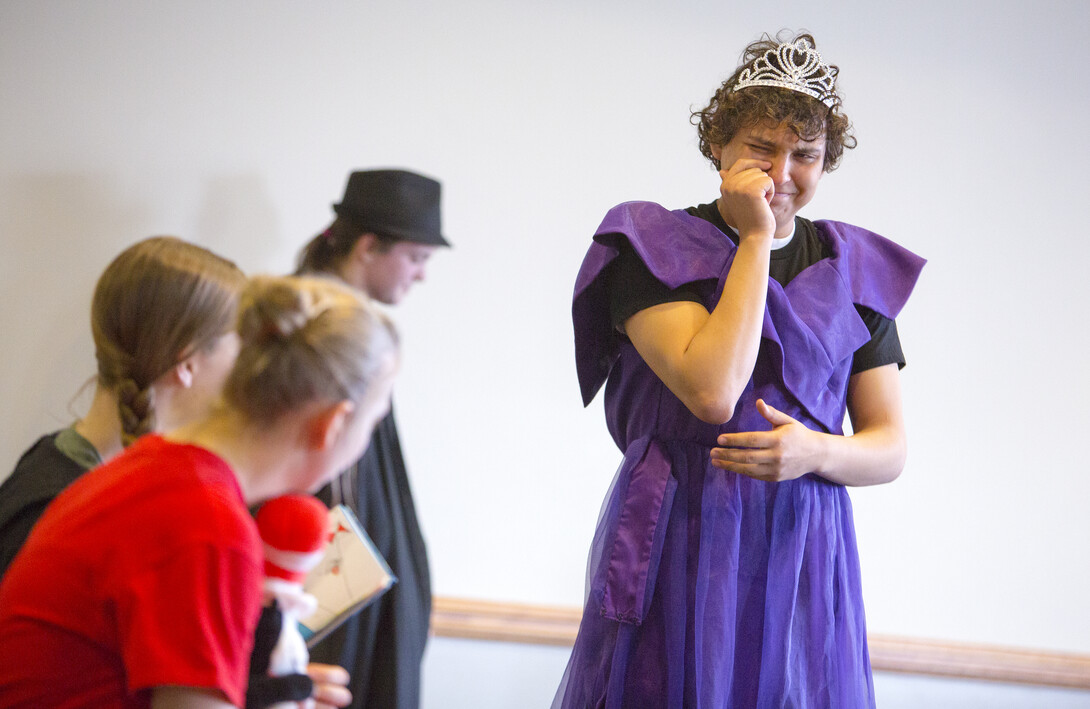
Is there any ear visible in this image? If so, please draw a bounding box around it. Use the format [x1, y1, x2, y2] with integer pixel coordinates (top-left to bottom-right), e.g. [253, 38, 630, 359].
[349, 232, 380, 264]
[306, 400, 356, 452]
[169, 358, 196, 389]
[710, 144, 723, 162]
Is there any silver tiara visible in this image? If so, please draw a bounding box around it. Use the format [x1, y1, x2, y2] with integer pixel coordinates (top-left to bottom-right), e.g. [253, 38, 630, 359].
[731, 38, 838, 107]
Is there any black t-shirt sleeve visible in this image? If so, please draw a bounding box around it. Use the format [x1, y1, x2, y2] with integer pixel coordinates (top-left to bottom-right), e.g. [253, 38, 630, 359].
[852, 305, 905, 374]
[607, 244, 707, 330]
[605, 239, 905, 372]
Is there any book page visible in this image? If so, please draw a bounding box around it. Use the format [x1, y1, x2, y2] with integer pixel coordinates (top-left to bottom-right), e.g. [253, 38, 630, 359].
[299, 504, 397, 647]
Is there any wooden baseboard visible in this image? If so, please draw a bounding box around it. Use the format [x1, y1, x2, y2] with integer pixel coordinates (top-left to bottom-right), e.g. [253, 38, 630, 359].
[431, 597, 1090, 690]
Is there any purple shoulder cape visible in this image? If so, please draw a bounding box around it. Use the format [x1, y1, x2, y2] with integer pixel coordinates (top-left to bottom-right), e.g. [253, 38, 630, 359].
[572, 201, 926, 430]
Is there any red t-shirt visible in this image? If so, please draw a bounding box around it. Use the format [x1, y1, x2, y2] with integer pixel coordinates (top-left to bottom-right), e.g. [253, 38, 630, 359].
[0, 435, 263, 708]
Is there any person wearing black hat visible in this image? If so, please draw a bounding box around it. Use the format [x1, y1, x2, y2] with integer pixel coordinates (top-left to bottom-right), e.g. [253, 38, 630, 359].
[295, 168, 449, 709]
[298, 169, 449, 305]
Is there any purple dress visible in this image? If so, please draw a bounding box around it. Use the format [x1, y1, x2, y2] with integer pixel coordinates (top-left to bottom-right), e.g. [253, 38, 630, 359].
[554, 202, 925, 708]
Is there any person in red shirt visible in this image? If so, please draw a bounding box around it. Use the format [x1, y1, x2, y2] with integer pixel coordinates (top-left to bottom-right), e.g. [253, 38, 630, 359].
[0, 274, 400, 709]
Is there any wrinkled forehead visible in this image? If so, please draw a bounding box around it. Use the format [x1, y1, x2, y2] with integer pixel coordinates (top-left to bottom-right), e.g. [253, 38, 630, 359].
[742, 121, 827, 151]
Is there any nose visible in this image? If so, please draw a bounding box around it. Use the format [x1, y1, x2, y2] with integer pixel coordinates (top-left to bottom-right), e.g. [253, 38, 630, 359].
[766, 156, 790, 185]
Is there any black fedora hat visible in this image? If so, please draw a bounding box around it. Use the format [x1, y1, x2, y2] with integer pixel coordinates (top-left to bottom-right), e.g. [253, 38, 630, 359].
[333, 169, 450, 247]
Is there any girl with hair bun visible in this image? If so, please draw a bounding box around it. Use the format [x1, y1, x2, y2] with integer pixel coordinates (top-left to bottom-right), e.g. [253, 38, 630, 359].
[0, 274, 398, 709]
[0, 235, 245, 578]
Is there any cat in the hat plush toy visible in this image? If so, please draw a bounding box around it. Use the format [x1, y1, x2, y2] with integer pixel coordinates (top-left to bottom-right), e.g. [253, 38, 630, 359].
[248, 493, 330, 709]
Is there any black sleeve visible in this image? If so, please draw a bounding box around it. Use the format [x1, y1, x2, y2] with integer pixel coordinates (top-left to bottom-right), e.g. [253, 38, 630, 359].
[851, 305, 905, 374]
[0, 502, 50, 580]
[607, 243, 708, 330]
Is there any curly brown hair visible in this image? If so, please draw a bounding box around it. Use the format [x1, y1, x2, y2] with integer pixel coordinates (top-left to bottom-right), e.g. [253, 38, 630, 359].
[692, 31, 856, 172]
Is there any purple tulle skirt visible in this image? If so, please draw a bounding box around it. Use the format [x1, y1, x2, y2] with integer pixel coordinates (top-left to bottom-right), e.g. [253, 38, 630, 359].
[552, 438, 875, 709]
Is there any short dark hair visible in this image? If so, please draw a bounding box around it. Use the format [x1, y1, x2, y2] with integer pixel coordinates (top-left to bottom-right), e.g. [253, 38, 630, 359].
[691, 31, 856, 172]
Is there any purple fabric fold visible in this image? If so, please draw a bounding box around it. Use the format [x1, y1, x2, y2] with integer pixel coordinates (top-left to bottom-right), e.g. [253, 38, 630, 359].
[573, 202, 731, 406]
[596, 437, 677, 625]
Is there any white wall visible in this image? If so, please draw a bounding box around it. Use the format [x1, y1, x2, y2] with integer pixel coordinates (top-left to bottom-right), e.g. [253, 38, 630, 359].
[2, 0, 1088, 673]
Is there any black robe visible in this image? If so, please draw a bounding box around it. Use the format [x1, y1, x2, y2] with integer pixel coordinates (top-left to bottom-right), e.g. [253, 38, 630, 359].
[0, 432, 91, 580]
[308, 407, 431, 709]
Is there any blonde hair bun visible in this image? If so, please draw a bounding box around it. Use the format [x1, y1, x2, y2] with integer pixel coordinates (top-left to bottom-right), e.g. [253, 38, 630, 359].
[227, 275, 399, 425]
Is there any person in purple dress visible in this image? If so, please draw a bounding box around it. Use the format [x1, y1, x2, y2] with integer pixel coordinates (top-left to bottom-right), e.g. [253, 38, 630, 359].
[554, 31, 926, 708]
